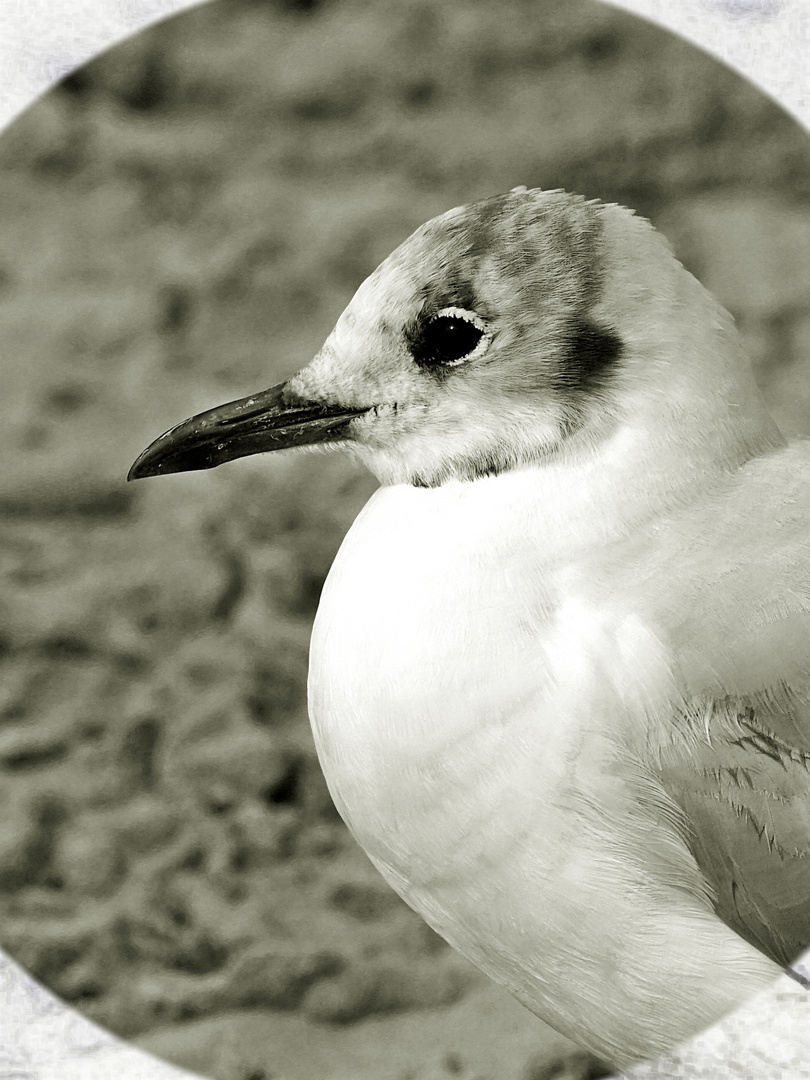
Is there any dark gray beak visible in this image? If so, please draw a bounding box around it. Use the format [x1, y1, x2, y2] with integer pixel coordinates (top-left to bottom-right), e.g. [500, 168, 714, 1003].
[127, 381, 367, 481]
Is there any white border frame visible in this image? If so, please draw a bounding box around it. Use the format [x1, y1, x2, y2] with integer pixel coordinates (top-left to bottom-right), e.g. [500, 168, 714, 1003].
[0, 2, 808, 1077]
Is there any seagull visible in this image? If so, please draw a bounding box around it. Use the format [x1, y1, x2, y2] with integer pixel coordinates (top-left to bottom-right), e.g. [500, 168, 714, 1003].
[128, 187, 810, 1070]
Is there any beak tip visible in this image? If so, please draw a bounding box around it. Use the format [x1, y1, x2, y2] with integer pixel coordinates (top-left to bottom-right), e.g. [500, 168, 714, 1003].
[127, 449, 161, 482]
[127, 443, 188, 482]
[127, 451, 200, 482]
[126, 462, 147, 482]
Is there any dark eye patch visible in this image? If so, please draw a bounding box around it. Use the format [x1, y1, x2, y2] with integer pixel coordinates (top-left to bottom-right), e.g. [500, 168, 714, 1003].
[405, 310, 487, 368]
[554, 318, 623, 394]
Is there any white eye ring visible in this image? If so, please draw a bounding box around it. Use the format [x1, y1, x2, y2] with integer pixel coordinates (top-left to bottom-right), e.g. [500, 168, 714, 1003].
[432, 307, 493, 366]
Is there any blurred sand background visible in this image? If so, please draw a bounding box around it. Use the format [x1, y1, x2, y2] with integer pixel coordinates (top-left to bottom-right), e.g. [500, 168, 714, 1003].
[0, 1, 809, 1078]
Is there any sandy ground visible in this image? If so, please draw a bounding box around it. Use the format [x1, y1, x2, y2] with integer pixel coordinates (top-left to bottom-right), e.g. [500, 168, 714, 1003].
[0, 1, 809, 1078]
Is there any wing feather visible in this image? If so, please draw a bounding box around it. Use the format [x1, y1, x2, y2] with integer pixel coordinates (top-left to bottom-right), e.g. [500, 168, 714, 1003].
[658, 695, 810, 967]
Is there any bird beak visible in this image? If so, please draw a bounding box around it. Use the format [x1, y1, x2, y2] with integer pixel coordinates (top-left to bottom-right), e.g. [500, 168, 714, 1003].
[127, 381, 368, 481]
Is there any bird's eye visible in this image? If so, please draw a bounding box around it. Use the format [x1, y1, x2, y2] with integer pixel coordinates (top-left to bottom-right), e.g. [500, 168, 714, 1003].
[406, 307, 490, 368]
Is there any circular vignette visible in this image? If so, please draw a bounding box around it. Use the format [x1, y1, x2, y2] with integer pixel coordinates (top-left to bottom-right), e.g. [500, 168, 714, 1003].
[0, 3, 810, 1080]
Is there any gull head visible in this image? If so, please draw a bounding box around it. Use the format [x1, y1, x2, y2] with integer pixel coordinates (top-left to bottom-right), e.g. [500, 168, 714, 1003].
[129, 187, 781, 489]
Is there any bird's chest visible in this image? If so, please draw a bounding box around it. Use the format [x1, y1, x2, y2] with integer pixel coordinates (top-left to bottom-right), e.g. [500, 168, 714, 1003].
[307, 487, 659, 905]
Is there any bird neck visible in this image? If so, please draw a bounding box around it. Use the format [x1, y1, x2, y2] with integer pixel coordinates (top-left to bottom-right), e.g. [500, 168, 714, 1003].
[379, 400, 779, 566]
